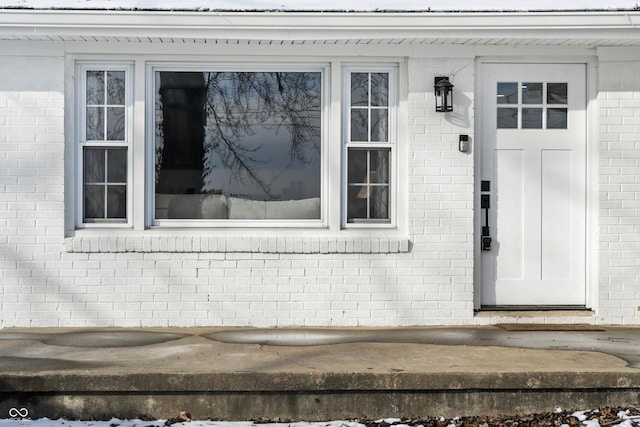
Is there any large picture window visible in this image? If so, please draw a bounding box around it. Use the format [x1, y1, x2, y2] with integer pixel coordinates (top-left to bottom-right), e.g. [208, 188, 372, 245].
[152, 67, 324, 222]
[77, 63, 132, 226]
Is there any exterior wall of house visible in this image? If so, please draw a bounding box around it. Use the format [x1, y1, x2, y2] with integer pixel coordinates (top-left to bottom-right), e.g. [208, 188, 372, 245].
[406, 57, 476, 323]
[0, 53, 67, 327]
[0, 40, 639, 328]
[0, 47, 478, 328]
[597, 57, 640, 325]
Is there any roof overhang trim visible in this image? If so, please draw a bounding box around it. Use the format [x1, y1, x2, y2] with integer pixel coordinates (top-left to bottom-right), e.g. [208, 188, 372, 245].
[1, 9, 639, 44]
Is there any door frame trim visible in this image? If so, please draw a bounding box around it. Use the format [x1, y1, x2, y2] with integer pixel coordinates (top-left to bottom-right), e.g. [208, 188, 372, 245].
[473, 56, 598, 312]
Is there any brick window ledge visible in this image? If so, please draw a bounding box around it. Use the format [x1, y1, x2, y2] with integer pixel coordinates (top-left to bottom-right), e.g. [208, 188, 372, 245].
[64, 232, 411, 254]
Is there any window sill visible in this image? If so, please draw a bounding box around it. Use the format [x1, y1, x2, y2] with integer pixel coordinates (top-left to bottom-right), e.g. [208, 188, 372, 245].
[64, 231, 411, 254]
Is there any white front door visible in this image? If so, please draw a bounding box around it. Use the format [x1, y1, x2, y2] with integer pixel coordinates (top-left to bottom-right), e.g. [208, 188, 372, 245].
[480, 63, 587, 307]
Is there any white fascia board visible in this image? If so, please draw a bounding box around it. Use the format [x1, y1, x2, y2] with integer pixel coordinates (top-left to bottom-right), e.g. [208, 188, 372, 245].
[0, 9, 639, 41]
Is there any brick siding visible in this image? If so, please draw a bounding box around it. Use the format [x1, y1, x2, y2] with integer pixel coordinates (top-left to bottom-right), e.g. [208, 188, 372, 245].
[1, 50, 637, 327]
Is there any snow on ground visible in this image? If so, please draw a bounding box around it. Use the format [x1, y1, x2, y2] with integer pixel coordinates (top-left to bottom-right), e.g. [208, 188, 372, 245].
[1, 412, 640, 427]
[0, 420, 367, 427]
[0, 0, 638, 10]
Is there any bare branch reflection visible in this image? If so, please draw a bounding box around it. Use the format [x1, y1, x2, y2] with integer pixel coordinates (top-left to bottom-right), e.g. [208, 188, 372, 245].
[156, 71, 321, 202]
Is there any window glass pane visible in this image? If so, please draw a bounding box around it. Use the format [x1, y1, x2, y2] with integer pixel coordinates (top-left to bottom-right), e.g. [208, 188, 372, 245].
[155, 71, 322, 220]
[84, 148, 105, 183]
[497, 108, 518, 129]
[522, 108, 543, 128]
[107, 71, 126, 105]
[351, 73, 369, 106]
[86, 107, 104, 140]
[106, 185, 127, 218]
[370, 186, 389, 219]
[107, 149, 127, 182]
[522, 82, 543, 104]
[547, 83, 568, 104]
[83, 148, 128, 221]
[370, 108, 388, 142]
[371, 73, 389, 107]
[497, 82, 518, 104]
[84, 185, 104, 219]
[350, 108, 368, 141]
[522, 108, 542, 129]
[86, 71, 104, 105]
[347, 148, 390, 223]
[347, 185, 367, 221]
[107, 107, 125, 140]
[370, 150, 389, 183]
[547, 108, 568, 129]
[347, 149, 367, 183]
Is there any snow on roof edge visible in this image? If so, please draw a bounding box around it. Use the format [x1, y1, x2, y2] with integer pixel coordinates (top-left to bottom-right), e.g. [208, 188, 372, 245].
[1, 5, 639, 13]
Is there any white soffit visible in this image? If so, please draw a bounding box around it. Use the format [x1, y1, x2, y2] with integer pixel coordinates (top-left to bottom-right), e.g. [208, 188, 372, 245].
[0, 6, 639, 46]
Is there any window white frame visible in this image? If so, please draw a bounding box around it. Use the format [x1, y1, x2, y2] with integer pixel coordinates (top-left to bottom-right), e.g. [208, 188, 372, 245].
[72, 59, 403, 234]
[342, 64, 398, 228]
[75, 61, 134, 229]
[145, 62, 330, 228]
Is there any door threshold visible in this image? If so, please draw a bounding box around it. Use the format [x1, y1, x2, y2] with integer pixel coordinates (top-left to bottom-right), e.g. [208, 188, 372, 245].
[476, 306, 593, 318]
[481, 305, 589, 311]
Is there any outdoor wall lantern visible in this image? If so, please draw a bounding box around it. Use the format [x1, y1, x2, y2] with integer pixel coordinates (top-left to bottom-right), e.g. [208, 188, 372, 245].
[434, 76, 454, 112]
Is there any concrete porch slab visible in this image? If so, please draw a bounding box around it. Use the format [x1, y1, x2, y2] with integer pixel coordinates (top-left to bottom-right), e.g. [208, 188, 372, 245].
[1, 326, 639, 420]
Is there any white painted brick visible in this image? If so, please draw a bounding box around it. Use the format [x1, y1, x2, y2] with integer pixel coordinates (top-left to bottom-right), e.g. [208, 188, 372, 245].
[0, 49, 630, 327]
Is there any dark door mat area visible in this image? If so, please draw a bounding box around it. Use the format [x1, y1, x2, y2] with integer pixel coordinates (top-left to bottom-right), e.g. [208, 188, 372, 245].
[497, 323, 606, 331]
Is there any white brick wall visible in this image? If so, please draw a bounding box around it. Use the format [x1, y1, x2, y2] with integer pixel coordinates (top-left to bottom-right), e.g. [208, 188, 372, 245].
[0, 55, 66, 328]
[2, 47, 639, 327]
[597, 60, 640, 325]
[0, 52, 480, 328]
[406, 57, 476, 324]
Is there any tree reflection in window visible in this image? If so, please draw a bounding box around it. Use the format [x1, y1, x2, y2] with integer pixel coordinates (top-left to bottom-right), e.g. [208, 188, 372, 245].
[155, 71, 322, 220]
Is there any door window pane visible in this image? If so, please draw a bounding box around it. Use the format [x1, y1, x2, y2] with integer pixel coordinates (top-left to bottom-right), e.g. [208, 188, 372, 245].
[547, 108, 568, 129]
[497, 108, 518, 129]
[547, 83, 568, 104]
[522, 82, 543, 104]
[154, 71, 322, 220]
[497, 82, 518, 104]
[522, 108, 543, 129]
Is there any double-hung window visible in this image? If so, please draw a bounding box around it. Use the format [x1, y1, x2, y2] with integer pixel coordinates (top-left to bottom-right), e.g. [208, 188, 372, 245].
[344, 65, 397, 226]
[77, 62, 133, 227]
